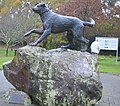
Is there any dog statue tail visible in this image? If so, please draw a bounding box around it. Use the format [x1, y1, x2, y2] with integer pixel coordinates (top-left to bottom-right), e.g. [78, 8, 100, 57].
[83, 18, 95, 27]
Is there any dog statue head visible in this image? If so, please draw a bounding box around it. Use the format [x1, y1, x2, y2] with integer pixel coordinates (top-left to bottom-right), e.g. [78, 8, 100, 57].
[32, 2, 49, 15]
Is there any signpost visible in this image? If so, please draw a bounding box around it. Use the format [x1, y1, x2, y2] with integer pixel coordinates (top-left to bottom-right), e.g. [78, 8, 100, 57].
[96, 37, 119, 64]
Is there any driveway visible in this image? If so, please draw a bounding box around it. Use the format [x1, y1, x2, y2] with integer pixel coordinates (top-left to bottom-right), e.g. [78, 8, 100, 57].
[97, 73, 120, 106]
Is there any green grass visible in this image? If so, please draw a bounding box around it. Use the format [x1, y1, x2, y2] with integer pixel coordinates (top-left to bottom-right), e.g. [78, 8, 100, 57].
[0, 57, 13, 69]
[0, 48, 14, 57]
[99, 56, 120, 75]
[0, 48, 14, 70]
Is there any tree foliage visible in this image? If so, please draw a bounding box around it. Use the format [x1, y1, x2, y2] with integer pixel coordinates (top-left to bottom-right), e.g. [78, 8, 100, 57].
[102, 0, 120, 18]
[58, 0, 120, 37]
[58, 0, 102, 20]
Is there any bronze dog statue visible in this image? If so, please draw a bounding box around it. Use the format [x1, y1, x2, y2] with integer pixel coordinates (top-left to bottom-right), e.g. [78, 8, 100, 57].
[24, 2, 95, 51]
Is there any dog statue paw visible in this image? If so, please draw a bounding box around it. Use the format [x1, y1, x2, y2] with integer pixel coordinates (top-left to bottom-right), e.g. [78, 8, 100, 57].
[81, 45, 88, 52]
[29, 42, 38, 46]
[24, 32, 31, 37]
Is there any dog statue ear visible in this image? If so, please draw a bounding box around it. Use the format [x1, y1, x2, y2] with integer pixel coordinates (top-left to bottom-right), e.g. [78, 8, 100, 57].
[41, 2, 46, 7]
[35, 2, 39, 5]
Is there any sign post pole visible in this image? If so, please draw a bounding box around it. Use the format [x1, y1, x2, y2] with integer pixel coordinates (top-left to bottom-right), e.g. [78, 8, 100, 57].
[116, 50, 118, 64]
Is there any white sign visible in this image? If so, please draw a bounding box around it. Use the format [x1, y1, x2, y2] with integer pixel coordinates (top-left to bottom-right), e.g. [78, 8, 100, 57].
[95, 37, 119, 64]
[96, 37, 118, 50]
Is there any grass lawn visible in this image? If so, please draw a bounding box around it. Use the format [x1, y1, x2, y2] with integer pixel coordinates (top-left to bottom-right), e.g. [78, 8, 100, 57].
[0, 48, 14, 70]
[0, 57, 13, 69]
[99, 56, 120, 75]
[0, 48, 14, 57]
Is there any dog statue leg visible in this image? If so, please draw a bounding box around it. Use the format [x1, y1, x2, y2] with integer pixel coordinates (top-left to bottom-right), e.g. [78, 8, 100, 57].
[29, 29, 51, 46]
[61, 31, 75, 49]
[80, 37, 89, 52]
[24, 29, 44, 37]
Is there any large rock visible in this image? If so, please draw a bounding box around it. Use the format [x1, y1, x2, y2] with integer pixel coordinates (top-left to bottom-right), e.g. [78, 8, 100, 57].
[3, 46, 102, 106]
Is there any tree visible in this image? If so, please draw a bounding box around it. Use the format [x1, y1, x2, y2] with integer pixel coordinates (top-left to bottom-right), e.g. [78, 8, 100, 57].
[58, 0, 120, 37]
[0, 14, 17, 56]
[58, 0, 102, 20]
[0, 0, 22, 16]
[0, 0, 39, 56]
[57, 0, 103, 37]
[102, 0, 120, 18]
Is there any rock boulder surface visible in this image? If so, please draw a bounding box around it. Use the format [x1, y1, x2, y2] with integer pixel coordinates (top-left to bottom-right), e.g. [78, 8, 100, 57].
[3, 46, 102, 106]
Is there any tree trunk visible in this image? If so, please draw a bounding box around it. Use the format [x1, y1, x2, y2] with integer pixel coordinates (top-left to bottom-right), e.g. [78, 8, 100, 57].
[6, 45, 9, 57]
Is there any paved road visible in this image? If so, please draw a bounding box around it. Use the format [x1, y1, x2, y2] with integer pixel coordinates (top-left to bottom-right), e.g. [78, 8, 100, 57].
[0, 71, 120, 106]
[0, 71, 37, 106]
[97, 73, 120, 106]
